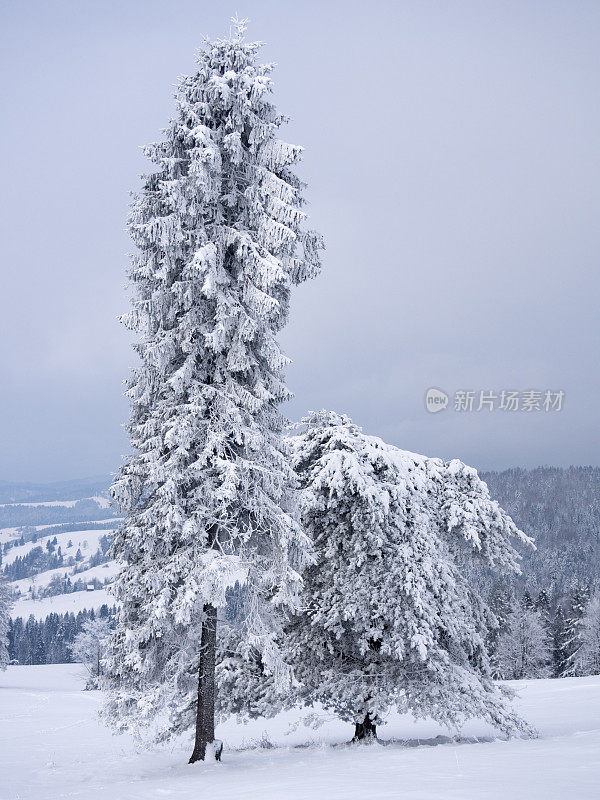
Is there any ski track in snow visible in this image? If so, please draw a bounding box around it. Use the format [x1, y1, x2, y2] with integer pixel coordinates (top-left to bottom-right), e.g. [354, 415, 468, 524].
[1, 665, 599, 800]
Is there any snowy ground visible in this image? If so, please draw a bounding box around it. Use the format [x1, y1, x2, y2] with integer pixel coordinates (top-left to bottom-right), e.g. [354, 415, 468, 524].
[11, 586, 116, 619]
[1, 665, 599, 800]
[10, 561, 119, 600]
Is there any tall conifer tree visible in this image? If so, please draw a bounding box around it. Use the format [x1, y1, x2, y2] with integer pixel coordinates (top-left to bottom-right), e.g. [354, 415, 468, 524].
[103, 20, 322, 762]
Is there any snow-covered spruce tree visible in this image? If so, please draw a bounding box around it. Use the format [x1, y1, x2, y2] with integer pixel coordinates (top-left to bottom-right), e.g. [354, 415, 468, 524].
[286, 411, 534, 741]
[487, 579, 516, 679]
[562, 584, 592, 676]
[552, 605, 570, 677]
[565, 592, 600, 677]
[103, 21, 322, 762]
[535, 589, 551, 621]
[0, 577, 12, 670]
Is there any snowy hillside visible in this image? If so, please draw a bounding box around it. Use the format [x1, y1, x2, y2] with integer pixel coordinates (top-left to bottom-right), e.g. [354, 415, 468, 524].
[1, 664, 599, 800]
[1, 489, 120, 622]
[12, 585, 116, 620]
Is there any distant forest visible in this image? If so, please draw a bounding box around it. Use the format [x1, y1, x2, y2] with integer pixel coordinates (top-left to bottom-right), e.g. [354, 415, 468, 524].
[0, 476, 112, 504]
[3, 466, 598, 590]
[0, 500, 118, 529]
[4, 466, 599, 677]
[481, 466, 600, 594]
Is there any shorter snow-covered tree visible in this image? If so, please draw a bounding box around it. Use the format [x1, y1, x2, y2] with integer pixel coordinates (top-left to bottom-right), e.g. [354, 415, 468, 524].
[552, 605, 569, 677]
[487, 579, 516, 679]
[0, 577, 13, 670]
[496, 606, 552, 679]
[565, 593, 600, 677]
[286, 411, 534, 740]
[535, 590, 552, 632]
[71, 617, 112, 688]
[562, 584, 592, 676]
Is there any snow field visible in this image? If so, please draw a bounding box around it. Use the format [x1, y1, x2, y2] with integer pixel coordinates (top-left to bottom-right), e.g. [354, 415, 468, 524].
[11, 587, 116, 620]
[1, 665, 599, 800]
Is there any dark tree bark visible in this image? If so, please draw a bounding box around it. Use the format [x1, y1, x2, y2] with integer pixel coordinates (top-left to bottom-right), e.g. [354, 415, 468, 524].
[353, 714, 377, 741]
[189, 604, 221, 763]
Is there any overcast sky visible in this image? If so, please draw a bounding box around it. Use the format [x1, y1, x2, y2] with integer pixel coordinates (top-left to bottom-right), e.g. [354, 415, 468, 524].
[1, 0, 598, 482]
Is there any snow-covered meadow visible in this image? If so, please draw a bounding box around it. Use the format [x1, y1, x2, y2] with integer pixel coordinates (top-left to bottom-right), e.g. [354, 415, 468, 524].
[3, 528, 112, 567]
[11, 584, 116, 620]
[1, 664, 599, 800]
[3, 522, 119, 620]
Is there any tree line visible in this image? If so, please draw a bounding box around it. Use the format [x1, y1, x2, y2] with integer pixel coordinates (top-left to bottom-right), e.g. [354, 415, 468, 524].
[481, 466, 600, 594]
[7, 605, 118, 666]
[488, 581, 599, 679]
[0, 500, 117, 529]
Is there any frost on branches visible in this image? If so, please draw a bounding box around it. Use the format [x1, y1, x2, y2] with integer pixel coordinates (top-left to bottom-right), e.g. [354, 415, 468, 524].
[495, 607, 552, 679]
[102, 20, 322, 762]
[287, 411, 535, 740]
[70, 617, 113, 689]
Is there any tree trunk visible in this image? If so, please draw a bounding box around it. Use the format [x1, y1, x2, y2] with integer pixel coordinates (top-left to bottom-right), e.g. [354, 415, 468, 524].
[189, 604, 221, 763]
[353, 714, 377, 741]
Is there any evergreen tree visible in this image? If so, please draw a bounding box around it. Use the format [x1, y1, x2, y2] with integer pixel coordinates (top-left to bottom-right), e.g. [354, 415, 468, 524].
[552, 605, 569, 677]
[487, 580, 516, 679]
[562, 584, 592, 676]
[522, 589, 534, 610]
[535, 590, 552, 628]
[565, 592, 600, 677]
[8, 618, 25, 665]
[103, 20, 322, 763]
[284, 412, 534, 740]
[24, 615, 45, 665]
[0, 577, 12, 670]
